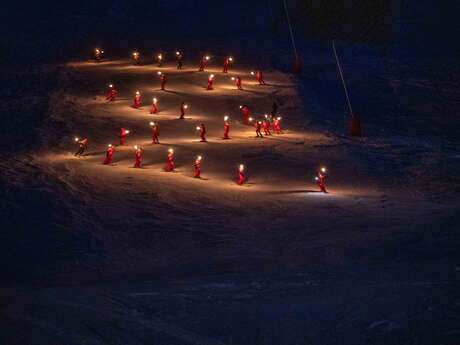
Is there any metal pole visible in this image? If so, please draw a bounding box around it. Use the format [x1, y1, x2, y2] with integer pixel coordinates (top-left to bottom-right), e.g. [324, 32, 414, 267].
[332, 40, 354, 118]
[283, 0, 298, 59]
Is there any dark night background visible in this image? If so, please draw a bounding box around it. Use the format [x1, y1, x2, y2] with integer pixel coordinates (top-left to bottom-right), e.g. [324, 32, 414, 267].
[0, 1, 459, 344]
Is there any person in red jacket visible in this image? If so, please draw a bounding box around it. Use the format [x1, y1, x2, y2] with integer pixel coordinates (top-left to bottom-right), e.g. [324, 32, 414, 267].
[251, 70, 265, 85]
[235, 76, 242, 90]
[315, 167, 327, 193]
[255, 120, 263, 138]
[132, 91, 141, 108]
[150, 97, 158, 114]
[223, 116, 230, 139]
[74, 137, 88, 156]
[166, 148, 175, 171]
[150, 121, 160, 144]
[263, 116, 271, 136]
[197, 123, 207, 142]
[106, 84, 117, 101]
[238, 164, 245, 185]
[207, 74, 214, 90]
[158, 72, 167, 90]
[120, 128, 130, 145]
[134, 145, 142, 168]
[179, 101, 188, 119]
[199, 55, 210, 71]
[194, 155, 202, 178]
[273, 116, 282, 134]
[103, 144, 114, 164]
[222, 56, 233, 73]
[240, 104, 250, 125]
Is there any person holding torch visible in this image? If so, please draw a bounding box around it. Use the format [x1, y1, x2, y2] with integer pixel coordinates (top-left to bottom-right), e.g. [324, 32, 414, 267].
[150, 97, 158, 114]
[194, 155, 202, 178]
[176, 51, 183, 69]
[240, 104, 250, 125]
[134, 145, 142, 168]
[197, 123, 207, 142]
[103, 144, 114, 165]
[166, 148, 175, 172]
[132, 91, 141, 108]
[207, 74, 215, 90]
[150, 121, 160, 144]
[223, 116, 230, 139]
[255, 120, 264, 138]
[251, 70, 265, 85]
[132, 51, 140, 65]
[106, 84, 118, 102]
[157, 53, 163, 67]
[223, 56, 233, 73]
[238, 164, 245, 185]
[119, 128, 130, 145]
[199, 55, 210, 72]
[158, 72, 167, 90]
[273, 116, 282, 134]
[74, 137, 88, 157]
[263, 115, 271, 136]
[315, 167, 327, 193]
[94, 48, 104, 62]
[179, 101, 188, 119]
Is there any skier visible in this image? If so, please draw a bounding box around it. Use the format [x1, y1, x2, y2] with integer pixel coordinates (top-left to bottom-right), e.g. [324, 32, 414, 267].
[132, 91, 141, 108]
[166, 148, 175, 171]
[150, 97, 158, 114]
[255, 120, 263, 138]
[223, 116, 230, 139]
[179, 101, 188, 119]
[262, 117, 271, 136]
[273, 116, 282, 134]
[157, 53, 163, 67]
[194, 155, 202, 178]
[315, 167, 327, 193]
[240, 104, 250, 124]
[235, 76, 242, 90]
[176, 51, 183, 69]
[197, 123, 207, 142]
[94, 48, 104, 62]
[134, 145, 142, 168]
[103, 144, 114, 165]
[106, 84, 117, 101]
[223, 56, 233, 73]
[132, 51, 140, 64]
[207, 74, 214, 90]
[252, 70, 265, 85]
[74, 137, 88, 156]
[150, 122, 160, 144]
[159, 72, 167, 90]
[199, 55, 210, 71]
[238, 164, 245, 185]
[120, 128, 130, 145]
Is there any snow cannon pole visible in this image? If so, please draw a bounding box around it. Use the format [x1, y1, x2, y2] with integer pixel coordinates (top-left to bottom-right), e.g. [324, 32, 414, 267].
[332, 40, 361, 137]
[283, 0, 302, 74]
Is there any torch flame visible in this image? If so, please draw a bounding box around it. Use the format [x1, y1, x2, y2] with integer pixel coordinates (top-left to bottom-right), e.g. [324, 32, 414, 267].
[224, 116, 229, 121]
[239, 105, 243, 109]
[205, 55, 210, 60]
[135, 91, 140, 95]
[277, 117, 282, 120]
[153, 97, 157, 103]
[196, 126, 201, 130]
[210, 74, 214, 79]
[231, 77, 235, 81]
[197, 155, 202, 160]
[249, 117, 253, 122]
[321, 167, 326, 173]
[109, 84, 113, 88]
[176, 51, 180, 55]
[74, 137, 79, 142]
[125, 130, 130, 134]
[108, 144, 112, 147]
[149, 121, 154, 126]
[168, 148, 173, 153]
[158, 54, 162, 59]
[184, 104, 188, 109]
[229, 57, 233, 61]
[134, 145, 138, 150]
[239, 164, 244, 172]
[157, 71, 162, 75]
[250, 71, 255, 75]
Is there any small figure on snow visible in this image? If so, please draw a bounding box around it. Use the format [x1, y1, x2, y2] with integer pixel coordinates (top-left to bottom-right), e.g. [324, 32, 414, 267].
[255, 120, 263, 138]
[132, 51, 140, 65]
[238, 164, 245, 185]
[119, 128, 130, 145]
[263, 116, 271, 136]
[199, 55, 210, 72]
[223, 56, 233, 73]
[223, 116, 230, 139]
[196, 123, 207, 142]
[240, 104, 250, 125]
[166, 148, 175, 172]
[176, 51, 183, 69]
[103, 144, 114, 165]
[179, 101, 188, 119]
[106, 84, 117, 102]
[158, 72, 167, 90]
[134, 145, 142, 168]
[194, 155, 202, 178]
[315, 167, 327, 193]
[150, 97, 158, 114]
[157, 53, 163, 67]
[74, 137, 88, 156]
[207, 74, 214, 90]
[251, 70, 265, 85]
[132, 91, 141, 108]
[273, 116, 282, 134]
[94, 48, 104, 62]
[149, 121, 160, 144]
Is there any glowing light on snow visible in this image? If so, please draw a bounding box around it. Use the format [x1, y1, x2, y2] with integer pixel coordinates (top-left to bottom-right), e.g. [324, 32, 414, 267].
[157, 71, 162, 75]
[196, 126, 201, 131]
[184, 104, 188, 109]
[176, 51, 180, 55]
[74, 137, 79, 142]
[157, 54, 162, 60]
[231, 77, 235, 81]
[125, 130, 130, 134]
[250, 71, 255, 75]
[134, 145, 138, 150]
[248, 117, 253, 122]
[224, 116, 229, 121]
[229, 57, 233, 62]
[239, 105, 243, 109]
[205, 56, 210, 60]
[149, 121, 155, 126]
[109, 84, 113, 88]
[209, 74, 214, 79]
[132, 52, 139, 58]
